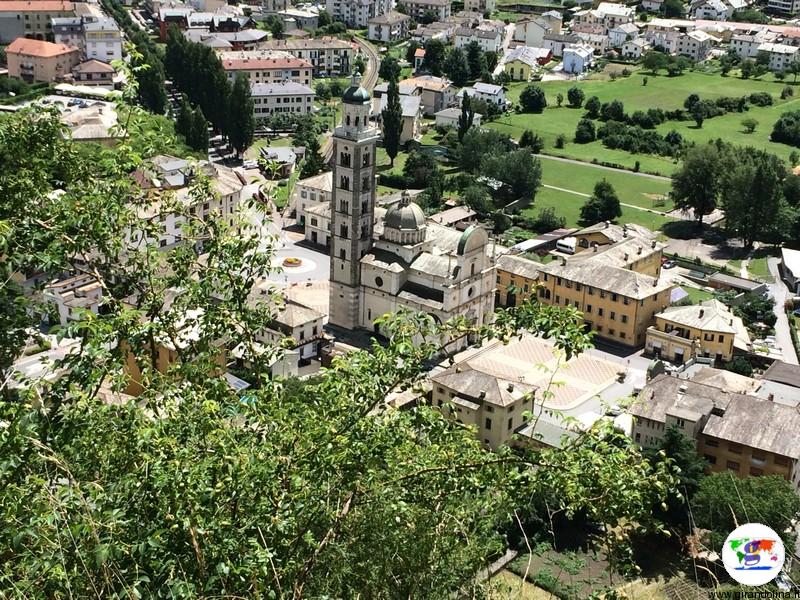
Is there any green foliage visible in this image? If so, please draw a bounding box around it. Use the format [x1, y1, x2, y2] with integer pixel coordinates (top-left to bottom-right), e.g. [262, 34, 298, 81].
[378, 55, 401, 82]
[457, 92, 475, 141]
[459, 128, 514, 173]
[403, 150, 441, 189]
[227, 73, 255, 157]
[725, 356, 754, 377]
[444, 47, 469, 87]
[567, 86, 585, 108]
[519, 130, 544, 153]
[405, 40, 420, 64]
[741, 117, 758, 133]
[584, 96, 601, 119]
[466, 41, 488, 80]
[642, 50, 668, 74]
[423, 39, 446, 76]
[574, 118, 596, 143]
[482, 149, 542, 201]
[462, 184, 493, 215]
[354, 55, 367, 76]
[382, 79, 403, 166]
[771, 110, 800, 147]
[520, 84, 547, 113]
[671, 143, 726, 227]
[580, 180, 622, 224]
[693, 474, 800, 551]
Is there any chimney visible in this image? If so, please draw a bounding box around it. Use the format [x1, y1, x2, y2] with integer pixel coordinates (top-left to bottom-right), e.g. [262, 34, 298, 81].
[624, 252, 629, 261]
[637, 246, 642, 255]
[699, 309, 705, 318]
[507, 383, 514, 392]
[678, 384, 687, 394]
[593, 245, 598, 253]
[561, 256, 567, 266]
[604, 221, 610, 228]
[651, 240, 656, 248]
[768, 393, 775, 402]
[479, 390, 486, 399]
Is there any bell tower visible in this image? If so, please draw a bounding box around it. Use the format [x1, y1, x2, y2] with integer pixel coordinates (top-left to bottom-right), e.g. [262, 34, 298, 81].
[328, 72, 380, 330]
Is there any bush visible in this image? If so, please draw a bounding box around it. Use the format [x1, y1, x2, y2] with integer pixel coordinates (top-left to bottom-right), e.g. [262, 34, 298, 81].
[599, 99, 625, 122]
[782, 86, 794, 100]
[519, 84, 547, 113]
[584, 96, 601, 119]
[771, 110, 800, 147]
[519, 129, 544, 153]
[378, 172, 409, 188]
[597, 121, 683, 157]
[554, 134, 566, 148]
[749, 91, 773, 107]
[724, 356, 754, 377]
[574, 118, 596, 143]
[567, 86, 585, 108]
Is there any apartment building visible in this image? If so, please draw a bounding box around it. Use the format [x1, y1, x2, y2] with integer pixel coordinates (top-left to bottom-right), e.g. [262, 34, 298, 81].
[6, 37, 80, 82]
[367, 10, 411, 42]
[258, 37, 353, 75]
[768, 0, 800, 14]
[251, 81, 315, 118]
[82, 16, 122, 62]
[457, 82, 507, 108]
[730, 30, 778, 59]
[495, 254, 539, 307]
[293, 171, 333, 226]
[220, 52, 313, 85]
[676, 30, 713, 62]
[42, 274, 103, 326]
[630, 373, 800, 489]
[397, 0, 452, 22]
[71, 58, 115, 86]
[646, 299, 751, 364]
[756, 42, 799, 71]
[326, 0, 393, 28]
[454, 27, 502, 52]
[464, 0, 495, 12]
[0, 0, 75, 43]
[374, 94, 422, 143]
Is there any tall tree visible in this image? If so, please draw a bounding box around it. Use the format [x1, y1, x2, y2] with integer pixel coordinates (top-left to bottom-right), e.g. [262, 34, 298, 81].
[227, 72, 255, 158]
[134, 50, 167, 114]
[300, 134, 325, 178]
[671, 143, 728, 228]
[381, 78, 403, 167]
[579, 180, 622, 223]
[720, 147, 786, 248]
[422, 39, 446, 76]
[444, 47, 469, 87]
[465, 41, 486, 79]
[190, 106, 209, 153]
[457, 92, 475, 141]
[520, 84, 547, 113]
[378, 55, 401, 82]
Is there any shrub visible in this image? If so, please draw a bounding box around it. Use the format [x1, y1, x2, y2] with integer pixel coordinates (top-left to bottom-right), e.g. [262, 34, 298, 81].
[574, 118, 596, 143]
[771, 110, 800, 147]
[554, 133, 566, 148]
[749, 91, 773, 107]
[567, 86, 585, 108]
[519, 84, 547, 113]
[782, 86, 795, 100]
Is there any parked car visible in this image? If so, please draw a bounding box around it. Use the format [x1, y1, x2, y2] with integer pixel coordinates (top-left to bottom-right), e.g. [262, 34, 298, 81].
[662, 260, 677, 269]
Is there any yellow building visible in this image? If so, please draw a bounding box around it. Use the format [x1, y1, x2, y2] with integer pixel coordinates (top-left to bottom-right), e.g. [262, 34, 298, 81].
[645, 299, 751, 364]
[503, 46, 551, 82]
[536, 258, 673, 346]
[431, 333, 622, 450]
[630, 372, 800, 489]
[495, 253, 540, 307]
[0, 1, 75, 43]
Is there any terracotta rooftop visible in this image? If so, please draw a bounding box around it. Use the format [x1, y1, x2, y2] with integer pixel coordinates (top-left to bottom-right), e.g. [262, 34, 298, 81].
[7, 37, 78, 57]
[0, 0, 73, 11]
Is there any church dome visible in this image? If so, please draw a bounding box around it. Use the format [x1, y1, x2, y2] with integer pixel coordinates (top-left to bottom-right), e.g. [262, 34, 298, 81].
[385, 195, 425, 231]
[342, 72, 371, 105]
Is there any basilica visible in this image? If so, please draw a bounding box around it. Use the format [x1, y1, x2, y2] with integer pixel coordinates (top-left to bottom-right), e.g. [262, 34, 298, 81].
[328, 74, 496, 336]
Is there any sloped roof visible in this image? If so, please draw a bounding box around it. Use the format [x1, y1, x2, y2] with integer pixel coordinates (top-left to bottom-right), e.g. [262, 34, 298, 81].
[538, 260, 672, 299]
[7, 37, 78, 58]
[497, 254, 540, 280]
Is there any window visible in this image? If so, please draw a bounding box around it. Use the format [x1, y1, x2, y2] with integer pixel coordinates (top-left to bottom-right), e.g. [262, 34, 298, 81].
[728, 442, 742, 454]
[600, 290, 606, 299]
[586, 304, 592, 313]
[726, 460, 740, 471]
[705, 438, 719, 447]
[623, 297, 629, 305]
[507, 417, 513, 431]
[608, 328, 615, 336]
[375, 276, 383, 287]
[485, 418, 492, 430]
[576, 283, 582, 291]
[598, 308, 604, 316]
[556, 277, 562, 285]
[339, 249, 346, 260]
[587, 287, 594, 295]
[704, 454, 717, 465]
[299, 330, 305, 340]
[611, 293, 618, 302]
[555, 295, 561, 304]
[676, 418, 685, 428]
[486, 405, 494, 413]
[620, 331, 626, 339]
[340, 224, 348, 238]
[718, 334, 725, 343]
[313, 326, 318, 335]
[610, 311, 616, 321]
[635, 432, 641, 442]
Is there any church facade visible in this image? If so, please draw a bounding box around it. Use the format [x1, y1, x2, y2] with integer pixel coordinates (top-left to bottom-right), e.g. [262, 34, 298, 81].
[328, 74, 497, 337]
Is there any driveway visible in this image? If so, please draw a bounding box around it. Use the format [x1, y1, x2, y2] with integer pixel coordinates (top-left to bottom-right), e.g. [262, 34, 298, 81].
[768, 258, 799, 365]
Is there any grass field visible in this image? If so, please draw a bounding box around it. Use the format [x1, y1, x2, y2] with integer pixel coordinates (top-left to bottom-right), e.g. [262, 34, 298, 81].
[486, 70, 800, 174]
[681, 286, 715, 305]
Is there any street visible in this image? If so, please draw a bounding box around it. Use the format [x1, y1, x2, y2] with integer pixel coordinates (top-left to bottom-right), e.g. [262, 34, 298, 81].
[768, 257, 799, 365]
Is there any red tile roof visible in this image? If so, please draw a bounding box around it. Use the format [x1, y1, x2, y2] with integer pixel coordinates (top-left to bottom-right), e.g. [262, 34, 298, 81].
[0, 1, 73, 11]
[7, 37, 78, 57]
[221, 56, 312, 71]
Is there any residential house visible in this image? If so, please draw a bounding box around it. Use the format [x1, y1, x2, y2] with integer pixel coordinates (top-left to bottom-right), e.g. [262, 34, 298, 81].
[513, 18, 551, 47]
[503, 45, 551, 80]
[539, 10, 563, 33]
[496, 253, 539, 307]
[82, 16, 123, 62]
[543, 32, 580, 57]
[304, 203, 331, 247]
[251, 81, 315, 118]
[71, 58, 115, 86]
[51, 16, 82, 48]
[185, 28, 268, 50]
[325, 0, 392, 28]
[42, 274, 103, 326]
[398, 75, 455, 115]
[428, 205, 477, 229]
[259, 146, 299, 177]
[409, 24, 451, 44]
[645, 299, 751, 364]
[641, 0, 665, 12]
[464, 0, 495, 12]
[293, 170, 332, 226]
[431, 333, 622, 449]
[608, 22, 638, 48]
[692, 0, 731, 20]
[572, 221, 658, 258]
[398, 0, 452, 22]
[780, 247, 800, 294]
[767, 0, 800, 14]
[630, 373, 800, 489]
[562, 44, 594, 74]
[457, 82, 507, 109]
[676, 29, 713, 61]
[258, 37, 353, 75]
[434, 106, 483, 128]
[571, 9, 605, 36]
[576, 32, 608, 54]
[595, 1, 635, 31]
[756, 42, 799, 71]
[6, 37, 80, 82]
[0, 0, 75, 44]
[454, 26, 502, 52]
[367, 11, 412, 42]
[220, 51, 313, 85]
[374, 94, 423, 143]
[277, 8, 319, 30]
[731, 30, 778, 59]
[622, 37, 649, 59]
[644, 18, 684, 54]
[414, 46, 426, 70]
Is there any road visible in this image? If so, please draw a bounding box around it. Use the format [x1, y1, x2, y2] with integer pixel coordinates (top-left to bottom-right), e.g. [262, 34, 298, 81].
[321, 37, 379, 161]
[768, 257, 799, 365]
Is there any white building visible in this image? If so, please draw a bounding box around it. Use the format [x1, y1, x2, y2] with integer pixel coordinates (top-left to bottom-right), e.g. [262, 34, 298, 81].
[53, 15, 122, 63]
[767, 0, 800, 13]
[259, 37, 354, 75]
[692, 0, 731, 20]
[781, 248, 800, 294]
[464, 0, 495, 12]
[676, 29, 713, 61]
[220, 51, 313, 85]
[514, 19, 551, 47]
[367, 10, 412, 42]
[434, 106, 483, 128]
[251, 81, 315, 118]
[644, 18, 683, 54]
[731, 30, 779, 59]
[621, 37, 649, 59]
[756, 42, 800, 71]
[595, 1, 635, 30]
[397, 0, 452, 22]
[43, 274, 103, 326]
[457, 82, 507, 108]
[325, 0, 393, 28]
[454, 27, 502, 52]
[562, 44, 594, 74]
[543, 32, 581, 57]
[608, 22, 638, 47]
[294, 171, 333, 227]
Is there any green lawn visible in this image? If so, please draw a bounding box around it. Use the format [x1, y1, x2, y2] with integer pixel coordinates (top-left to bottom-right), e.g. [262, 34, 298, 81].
[524, 185, 676, 231]
[486, 70, 800, 174]
[539, 157, 673, 210]
[681, 286, 715, 305]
